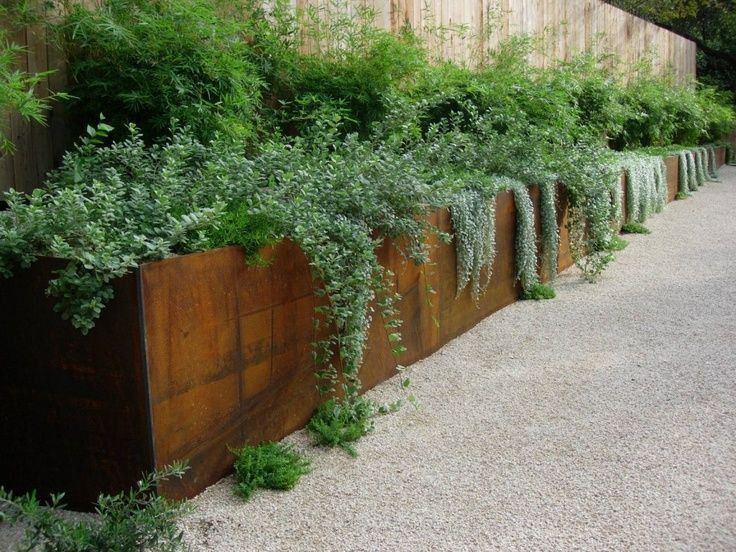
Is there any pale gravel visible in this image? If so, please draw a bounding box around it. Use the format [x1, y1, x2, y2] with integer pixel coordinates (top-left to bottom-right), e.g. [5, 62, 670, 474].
[2, 169, 735, 551]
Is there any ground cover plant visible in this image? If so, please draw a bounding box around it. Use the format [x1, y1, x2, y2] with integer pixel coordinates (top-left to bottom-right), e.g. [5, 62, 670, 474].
[1, 0, 735, 468]
[0, 462, 189, 552]
[231, 443, 311, 500]
[621, 222, 651, 235]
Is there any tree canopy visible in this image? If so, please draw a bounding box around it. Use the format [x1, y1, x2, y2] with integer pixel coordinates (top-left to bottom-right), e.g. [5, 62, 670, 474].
[606, 0, 736, 100]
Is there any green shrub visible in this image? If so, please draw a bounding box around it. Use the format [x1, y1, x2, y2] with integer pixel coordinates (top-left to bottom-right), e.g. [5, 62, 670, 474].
[621, 222, 651, 234]
[521, 283, 556, 301]
[0, 462, 189, 552]
[204, 206, 281, 264]
[607, 235, 629, 251]
[230, 443, 311, 500]
[236, 0, 426, 137]
[307, 397, 376, 457]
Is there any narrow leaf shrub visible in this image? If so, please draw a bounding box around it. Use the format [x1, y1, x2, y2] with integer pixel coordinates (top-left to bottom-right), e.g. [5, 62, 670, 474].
[621, 222, 651, 234]
[0, 6, 67, 153]
[231, 443, 311, 500]
[58, 0, 262, 143]
[521, 283, 555, 301]
[0, 462, 189, 552]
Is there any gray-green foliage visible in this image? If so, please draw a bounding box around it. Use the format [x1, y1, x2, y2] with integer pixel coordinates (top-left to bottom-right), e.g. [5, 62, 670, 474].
[0, 124, 227, 333]
[620, 153, 666, 224]
[539, 179, 559, 281]
[678, 150, 699, 193]
[0, 462, 189, 552]
[507, 179, 539, 293]
[449, 181, 496, 303]
[686, 151, 698, 191]
[694, 147, 706, 186]
[706, 145, 719, 179]
[677, 146, 720, 197]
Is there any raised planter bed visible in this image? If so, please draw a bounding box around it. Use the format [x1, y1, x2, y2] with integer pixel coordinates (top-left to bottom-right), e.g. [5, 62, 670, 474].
[0, 150, 724, 508]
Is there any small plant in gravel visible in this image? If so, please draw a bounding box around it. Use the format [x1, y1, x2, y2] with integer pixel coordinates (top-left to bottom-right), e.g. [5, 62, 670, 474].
[231, 443, 311, 500]
[521, 283, 556, 301]
[607, 235, 629, 251]
[675, 191, 690, 200]
[306, 397, 376, 457]
[0, 462, 189, 552]
[621, 222, 651, 234]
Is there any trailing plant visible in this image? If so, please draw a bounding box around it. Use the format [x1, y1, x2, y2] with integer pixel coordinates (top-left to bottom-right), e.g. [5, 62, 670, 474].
[508, 179, 541, 295]
[539, 179, 559, 281]
[449, 180, 496, 303]
[230, 442, 311, 500]
[621, 222, 651, 234]
[0, 462, 189, 552]
[706, 145, 720, 180]
[553, 141, 621, 282]
[684, 151, 698, 192]
[694, 147, 706, 186]
[620, 153, 666, 224]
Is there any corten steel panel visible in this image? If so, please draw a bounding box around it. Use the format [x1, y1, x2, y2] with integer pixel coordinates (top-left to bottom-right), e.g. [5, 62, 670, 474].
[717, 146, 726, 167]
[139, 242, 320, 499]
[665, 155, 679, 202]
[0, 259, 153, 510]
[556, 185, 575, 273]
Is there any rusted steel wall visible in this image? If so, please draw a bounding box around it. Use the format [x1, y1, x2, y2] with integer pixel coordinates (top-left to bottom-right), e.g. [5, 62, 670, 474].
[0, 150, 723, 506]
[0, 260, 153, 509]
[665, 155, 680, 202]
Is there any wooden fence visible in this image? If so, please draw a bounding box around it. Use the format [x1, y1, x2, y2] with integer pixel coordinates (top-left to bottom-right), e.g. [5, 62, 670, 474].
[0, 0, 697, 194]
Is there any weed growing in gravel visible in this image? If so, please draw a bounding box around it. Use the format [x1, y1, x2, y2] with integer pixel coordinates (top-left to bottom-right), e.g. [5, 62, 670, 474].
[521, 283, 556, 300]
[607, 235, 629, 251]
[231, 443, 311, 500]
[0, 462, 189, 552]
[307, 397, 376, 457]
[621, 222, 651, 234]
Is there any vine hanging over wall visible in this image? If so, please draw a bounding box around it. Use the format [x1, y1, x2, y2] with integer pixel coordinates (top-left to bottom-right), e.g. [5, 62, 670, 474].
[706, 145, 720, 180]
[507, 179, 540, 294]
[539, 179, 559, 282]
[621, 154, 666, 224]
[450, 182, 497, 303]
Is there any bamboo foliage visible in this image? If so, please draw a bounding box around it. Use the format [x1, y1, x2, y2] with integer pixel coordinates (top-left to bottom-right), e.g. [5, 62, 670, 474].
[1, 0, 697, 194]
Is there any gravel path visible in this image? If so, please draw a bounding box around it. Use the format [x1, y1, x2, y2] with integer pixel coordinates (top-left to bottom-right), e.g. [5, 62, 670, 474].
[182, 167, 736, 551]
